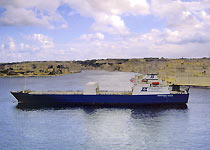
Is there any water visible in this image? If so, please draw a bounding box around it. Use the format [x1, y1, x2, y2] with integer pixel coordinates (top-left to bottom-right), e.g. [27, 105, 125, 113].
[0, 70, 210, 150]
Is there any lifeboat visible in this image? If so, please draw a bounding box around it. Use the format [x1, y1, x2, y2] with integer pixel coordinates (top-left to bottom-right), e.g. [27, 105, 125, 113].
[130, 78, 135, 82]
[142, 79, 148, 82]
[152, 82, 159, 85]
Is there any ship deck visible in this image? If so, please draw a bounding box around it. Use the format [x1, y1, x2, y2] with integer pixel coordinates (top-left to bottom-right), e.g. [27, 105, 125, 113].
[28, 90, 132, 95]
[22, 90, 186, 95]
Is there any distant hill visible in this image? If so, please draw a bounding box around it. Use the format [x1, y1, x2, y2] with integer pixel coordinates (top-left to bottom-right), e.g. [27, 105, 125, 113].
[1, 58, 210, 86]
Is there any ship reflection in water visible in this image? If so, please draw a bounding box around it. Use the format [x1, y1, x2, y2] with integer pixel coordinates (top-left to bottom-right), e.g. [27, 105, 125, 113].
[15, 102, 189, 150]
[16, 103, 188, 112]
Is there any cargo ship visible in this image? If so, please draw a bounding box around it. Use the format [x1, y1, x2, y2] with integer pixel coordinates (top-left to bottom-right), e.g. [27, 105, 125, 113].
[11, 74, 189, 106]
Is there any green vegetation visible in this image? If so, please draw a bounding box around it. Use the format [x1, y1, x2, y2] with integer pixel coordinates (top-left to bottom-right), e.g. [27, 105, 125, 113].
[0, 61, 82, 77]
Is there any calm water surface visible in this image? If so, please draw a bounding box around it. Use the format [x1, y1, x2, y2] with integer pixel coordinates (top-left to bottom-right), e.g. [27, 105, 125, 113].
[0, 70, 210, 150]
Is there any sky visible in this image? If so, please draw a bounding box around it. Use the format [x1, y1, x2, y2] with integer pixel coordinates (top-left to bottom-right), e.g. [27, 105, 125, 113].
[0, 0, 210, 62]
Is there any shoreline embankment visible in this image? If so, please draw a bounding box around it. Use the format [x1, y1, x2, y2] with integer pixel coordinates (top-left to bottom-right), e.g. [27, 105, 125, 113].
[1, 58, 210, 87]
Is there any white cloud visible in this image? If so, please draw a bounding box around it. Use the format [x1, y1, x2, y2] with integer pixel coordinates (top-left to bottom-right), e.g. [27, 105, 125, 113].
[0, 37, 16, 51]
[62, 0, 150, 34]
[32, 33, 54, 49]
[0, 0, 150, 34]
[80, 33, 104, 41]
[151, 0, 208, 29]
[25, 44, 30, 49]
[0, 0, 65, 28]
[1, 44, 5, 49]
[2, 0, 210, 62]
[1, 31, 210, 63]
[0, 7, 49, 27]
[19, 43, 24, 49]
[138, 0, 210, 56]
[8, 37, 16, 50]
[60, 23, 68, 29]
[68, 11, 79, 16]
[0, 34, 58, 62]
[63, 0, 150, 16]
[91, 14, 128, 34]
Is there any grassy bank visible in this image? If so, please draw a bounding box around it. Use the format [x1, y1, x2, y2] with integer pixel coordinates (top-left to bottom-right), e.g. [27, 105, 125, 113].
[1, 58, 210, 86]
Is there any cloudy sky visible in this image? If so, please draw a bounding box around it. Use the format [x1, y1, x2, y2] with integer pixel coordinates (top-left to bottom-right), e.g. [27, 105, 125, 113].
[0, 0, 210, 62]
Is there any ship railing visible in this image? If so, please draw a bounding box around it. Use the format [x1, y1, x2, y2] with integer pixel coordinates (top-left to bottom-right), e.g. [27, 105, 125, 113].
[30, 91, 83, 95]
[97, 90, 132, 95]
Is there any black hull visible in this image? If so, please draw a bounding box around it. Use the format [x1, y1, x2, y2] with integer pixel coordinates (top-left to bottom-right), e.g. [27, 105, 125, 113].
[11, 91, 189, 107]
